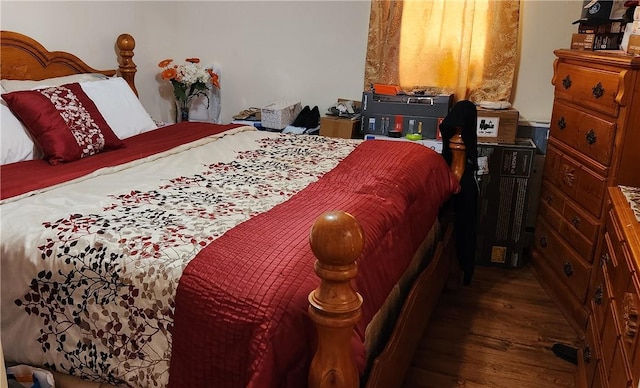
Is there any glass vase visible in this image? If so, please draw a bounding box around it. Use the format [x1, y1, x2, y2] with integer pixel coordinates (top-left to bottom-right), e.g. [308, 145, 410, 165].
[176, 101, 189, 123]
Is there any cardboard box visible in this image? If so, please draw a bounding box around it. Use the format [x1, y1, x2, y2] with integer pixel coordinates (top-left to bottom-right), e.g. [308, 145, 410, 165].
[261, 100, 302, 130]
[320, 116, 360, 139]
[476, 107, 519, 144]
[475, 139, 536, 268]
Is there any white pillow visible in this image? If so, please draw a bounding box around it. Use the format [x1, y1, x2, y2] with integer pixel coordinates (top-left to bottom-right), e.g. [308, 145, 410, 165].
[0, 89, 41, 164]
[1, 73, 107, 92]
[79, 77, 157, 139]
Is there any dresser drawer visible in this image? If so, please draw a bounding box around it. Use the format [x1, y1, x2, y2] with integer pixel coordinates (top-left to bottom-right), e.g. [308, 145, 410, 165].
[604, 211, 625, 286]
[560, 201, 598, 261]
[608, 339, 633, 388]
[564, 200, 599, 243]
[540, 181, 599, 245]
[584, 314, 602, 386]
[620, 274, 639, 373]
[554, 62, 621, 117]
[600, 301, 619, 379]
[557, 151, 607, 218]
[534, 219, 591, 303]
[590, 259, 613, 337]
[592, 362, 608, 388]
[550, 101, 616, 167]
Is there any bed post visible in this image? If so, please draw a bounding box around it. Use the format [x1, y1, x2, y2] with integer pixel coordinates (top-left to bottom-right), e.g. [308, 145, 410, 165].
[116, 33, 137, 96]
[448, 127, 466, 184]
[308, 211, 364, 388]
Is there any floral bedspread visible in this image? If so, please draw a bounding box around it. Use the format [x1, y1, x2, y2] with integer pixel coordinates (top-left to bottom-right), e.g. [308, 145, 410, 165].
[0, 127, 359, 387]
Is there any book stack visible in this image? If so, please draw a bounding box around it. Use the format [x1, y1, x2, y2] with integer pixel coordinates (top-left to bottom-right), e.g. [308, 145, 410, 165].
[571, 21, 625, 51]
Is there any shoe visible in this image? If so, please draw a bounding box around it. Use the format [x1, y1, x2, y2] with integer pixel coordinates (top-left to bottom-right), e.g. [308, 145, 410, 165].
[551, 343, 578, 365]
[305, 106, 320, 129]
[292, 105, 310, 127]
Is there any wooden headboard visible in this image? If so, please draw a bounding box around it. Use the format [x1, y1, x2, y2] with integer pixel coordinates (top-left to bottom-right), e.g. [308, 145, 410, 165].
[0, 30, 138, 95]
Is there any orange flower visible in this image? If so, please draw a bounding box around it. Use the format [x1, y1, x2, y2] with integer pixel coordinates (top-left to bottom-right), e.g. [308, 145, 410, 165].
[207, 70, 220, 89]
[158, 58, 173, 68]
[161, 68, 177, 80]
[186, 58, 200, 64]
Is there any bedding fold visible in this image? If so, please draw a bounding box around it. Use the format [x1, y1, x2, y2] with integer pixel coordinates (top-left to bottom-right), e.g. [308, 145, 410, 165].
[169, 140, 459, 387]
[1, 124, 458, 388]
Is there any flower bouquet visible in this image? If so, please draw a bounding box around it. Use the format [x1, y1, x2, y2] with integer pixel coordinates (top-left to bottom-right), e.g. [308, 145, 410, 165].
[158, 58, 220, 122]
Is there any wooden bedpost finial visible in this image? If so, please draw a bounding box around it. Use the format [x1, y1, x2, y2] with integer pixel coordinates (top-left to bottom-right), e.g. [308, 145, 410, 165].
[308, 211, 364, 388]
[116, 33, 138, 96]
[449, 127, 466, 184]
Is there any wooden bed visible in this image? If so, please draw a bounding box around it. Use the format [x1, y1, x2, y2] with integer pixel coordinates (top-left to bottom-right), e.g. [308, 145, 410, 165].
[0, 30, 467, 388]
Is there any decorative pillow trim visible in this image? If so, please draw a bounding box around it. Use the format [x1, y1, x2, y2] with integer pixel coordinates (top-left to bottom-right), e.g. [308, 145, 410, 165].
[2, 83, 123, 165]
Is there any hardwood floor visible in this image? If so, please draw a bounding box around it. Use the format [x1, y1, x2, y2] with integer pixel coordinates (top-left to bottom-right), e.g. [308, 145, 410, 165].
[402, 264, 580, 388]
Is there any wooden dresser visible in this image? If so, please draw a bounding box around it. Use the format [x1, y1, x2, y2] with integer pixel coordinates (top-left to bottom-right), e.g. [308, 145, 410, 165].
[578, 186, 640, 388]
[530, 49, 640, 337]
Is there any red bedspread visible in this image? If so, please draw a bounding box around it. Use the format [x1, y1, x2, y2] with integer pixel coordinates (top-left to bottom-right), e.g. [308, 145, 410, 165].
[0, 123, 239, 200]
[169, 140, 459, 387]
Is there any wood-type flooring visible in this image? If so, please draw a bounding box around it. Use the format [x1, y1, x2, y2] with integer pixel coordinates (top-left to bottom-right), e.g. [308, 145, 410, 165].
[402, 264, 579, 388]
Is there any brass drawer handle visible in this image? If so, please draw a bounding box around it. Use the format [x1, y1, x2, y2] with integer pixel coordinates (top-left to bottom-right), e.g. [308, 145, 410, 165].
[571, 216, 581, 227]
[563, 262, 574, 277]
[583, 344, 592, 363]
[558, 116, 566, 130]
[540, 234, 548, 248]
[592, 82, 604, 99]
[585, 129, 597, 145]
[600, 252, 610, 267]
[562, 75, 572, 89]
[593, 285, 603, 305]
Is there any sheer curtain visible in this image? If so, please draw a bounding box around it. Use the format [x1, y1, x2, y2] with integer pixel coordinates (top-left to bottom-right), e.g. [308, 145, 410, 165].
[364, 0, 520, 102]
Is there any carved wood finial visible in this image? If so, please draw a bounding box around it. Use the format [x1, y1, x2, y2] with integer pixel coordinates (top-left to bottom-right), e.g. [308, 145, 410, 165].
[116, 33, 137, 96]
[308, 211, 364, 388]
[449, 127, 466, 184]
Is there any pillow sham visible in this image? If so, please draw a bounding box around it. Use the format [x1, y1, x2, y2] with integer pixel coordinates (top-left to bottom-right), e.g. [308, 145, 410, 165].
[80, 77, 157, 139]
[1, 73, 107, 92]
[0, 94, 41, 165]
[2, 83, 123, 165]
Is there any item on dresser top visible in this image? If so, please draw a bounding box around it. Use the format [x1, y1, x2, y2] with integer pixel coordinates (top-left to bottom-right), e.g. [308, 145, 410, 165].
[476, 106, 519, 144]
[327, 99, 361, 119]
[289, 105, 320, 130]
[573, 0, 614, 25]
[261, 100, 302, 130]
[361, 91, 452, 139]
[158, 57, 219, 123]
[232, 107, 261, 121]
[477, 101, 511, 110]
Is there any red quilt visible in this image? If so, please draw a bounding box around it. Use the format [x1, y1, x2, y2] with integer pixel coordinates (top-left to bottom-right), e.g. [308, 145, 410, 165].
[0, 122, 239, 200]
[169, 139, 459, 387]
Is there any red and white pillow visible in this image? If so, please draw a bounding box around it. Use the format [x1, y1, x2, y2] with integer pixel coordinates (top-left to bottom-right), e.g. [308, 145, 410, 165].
[0, 88, 42, 165]
[2, 82, 124, 165]
[1, 77, 157, 165]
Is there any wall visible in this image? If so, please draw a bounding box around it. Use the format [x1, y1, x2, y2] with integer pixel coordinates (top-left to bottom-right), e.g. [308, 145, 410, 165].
[1, 1, 580, 125]
[513, 0, 578, 124]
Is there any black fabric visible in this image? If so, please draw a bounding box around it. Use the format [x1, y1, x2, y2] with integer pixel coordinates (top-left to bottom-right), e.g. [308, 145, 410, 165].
[439, 100, 478, 285]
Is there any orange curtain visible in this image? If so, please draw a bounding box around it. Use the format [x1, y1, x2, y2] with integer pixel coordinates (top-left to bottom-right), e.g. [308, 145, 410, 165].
[364, 0, 520, 102]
